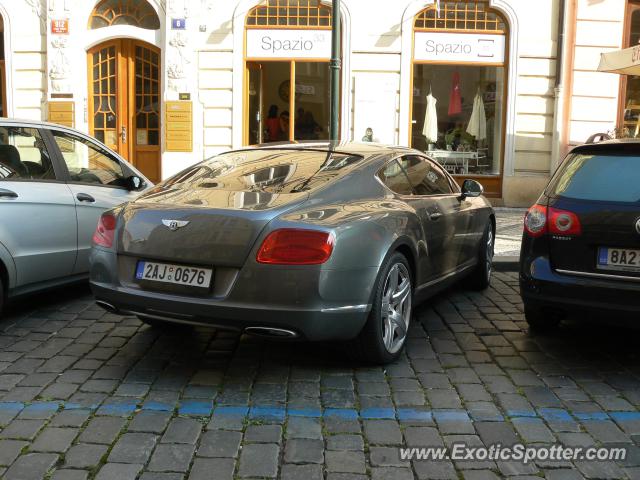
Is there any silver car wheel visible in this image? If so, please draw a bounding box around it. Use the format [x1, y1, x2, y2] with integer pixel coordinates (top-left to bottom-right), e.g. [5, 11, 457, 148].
[486, 227, 494, 281]
[381, 263, 412, 354]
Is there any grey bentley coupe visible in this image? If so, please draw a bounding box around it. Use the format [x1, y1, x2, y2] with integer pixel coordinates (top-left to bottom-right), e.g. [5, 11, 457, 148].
[90, 143, 494, 363]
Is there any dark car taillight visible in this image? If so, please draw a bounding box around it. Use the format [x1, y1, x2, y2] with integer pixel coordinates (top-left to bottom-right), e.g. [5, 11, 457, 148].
[256, 229, 334, 265]
[524, 204, 582, 237]
[92, 213, 116, 248]
[524, 204, 547, 237]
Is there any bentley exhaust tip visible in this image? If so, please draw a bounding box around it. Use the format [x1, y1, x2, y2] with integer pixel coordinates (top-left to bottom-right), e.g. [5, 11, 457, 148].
[95, 300, 119, 314]
[244, 327, 298, 338]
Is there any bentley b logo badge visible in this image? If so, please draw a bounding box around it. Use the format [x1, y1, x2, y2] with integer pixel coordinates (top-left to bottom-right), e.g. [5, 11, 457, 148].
[636, 218, 640, 235]
[162, 219, 189, 231]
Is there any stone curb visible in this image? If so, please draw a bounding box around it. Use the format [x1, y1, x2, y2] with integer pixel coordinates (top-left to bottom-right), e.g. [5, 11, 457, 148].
[494, 256, 519, 271]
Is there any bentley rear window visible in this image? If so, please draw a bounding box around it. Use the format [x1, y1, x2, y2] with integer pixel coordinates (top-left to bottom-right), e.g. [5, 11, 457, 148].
[548, 153, 640, 203]
[164, 150, 364, 194]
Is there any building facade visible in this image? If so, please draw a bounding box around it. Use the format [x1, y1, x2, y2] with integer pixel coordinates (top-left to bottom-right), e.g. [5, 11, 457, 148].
[0, 0, 629, 206]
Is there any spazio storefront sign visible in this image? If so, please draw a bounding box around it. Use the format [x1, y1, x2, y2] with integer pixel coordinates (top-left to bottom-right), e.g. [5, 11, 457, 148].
[414, 31, 505, 64]
[246, 29, 331, 59]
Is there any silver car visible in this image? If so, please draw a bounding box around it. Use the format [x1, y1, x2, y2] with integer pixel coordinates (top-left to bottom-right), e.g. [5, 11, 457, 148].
[91, 143, 494, 364]
[0, 119, 149, 314]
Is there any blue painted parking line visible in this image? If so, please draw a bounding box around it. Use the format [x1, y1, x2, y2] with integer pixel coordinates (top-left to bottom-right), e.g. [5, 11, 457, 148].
[573, 412, 610, 421]
[396, 408, 433, 422]
[609, 411, 640, 422]
[287, 408, 322, 418]
[179, 400, 213, 416]
[507, 409, 538, 418]
[361, 407, 396, 419]
[0, 400, 630, 425]
[0, 402, 25, 413]
[324, 408, 359, 420]
[249, 406, 286, 422]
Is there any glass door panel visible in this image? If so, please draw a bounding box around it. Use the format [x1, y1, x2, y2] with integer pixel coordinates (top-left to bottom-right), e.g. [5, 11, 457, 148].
[247, 63, 263, 145]
[294, 62, 329, 141]
[257, 61, 290, 143]
[90, 44, 119, 151]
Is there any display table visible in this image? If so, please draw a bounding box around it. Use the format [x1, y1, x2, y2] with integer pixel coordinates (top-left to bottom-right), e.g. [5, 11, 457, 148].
[427, 150, 478, 174]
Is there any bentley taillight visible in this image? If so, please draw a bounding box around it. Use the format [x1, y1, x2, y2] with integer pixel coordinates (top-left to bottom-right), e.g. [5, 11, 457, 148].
[92, 213, 116, 248]
[256, 229, 334, 265]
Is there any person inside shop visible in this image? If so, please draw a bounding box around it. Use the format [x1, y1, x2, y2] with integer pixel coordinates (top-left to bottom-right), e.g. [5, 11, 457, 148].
[279, 111, 290, 141]
[295, 107, 306, 138]
[265, 105, 282, 142]
[297, 111, 322, 140]
[362, 128, 374, 142]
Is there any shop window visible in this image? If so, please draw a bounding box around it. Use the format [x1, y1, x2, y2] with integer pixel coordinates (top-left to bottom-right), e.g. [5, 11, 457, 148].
[620, 2, 640, 135]
[89, 0, 160, 30]
[244, 1, 337, 145]
[411, 1, 507, 188]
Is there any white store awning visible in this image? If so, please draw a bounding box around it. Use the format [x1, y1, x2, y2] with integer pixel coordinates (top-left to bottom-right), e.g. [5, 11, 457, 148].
[598, 45, 640, 75]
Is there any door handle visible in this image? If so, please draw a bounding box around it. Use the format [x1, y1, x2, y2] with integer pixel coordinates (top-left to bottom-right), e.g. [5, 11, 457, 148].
[429, 212, 443, 221]
[121, 126, 127, 144]
[0, 188, 18, 199]
[76, 193, 95, 203]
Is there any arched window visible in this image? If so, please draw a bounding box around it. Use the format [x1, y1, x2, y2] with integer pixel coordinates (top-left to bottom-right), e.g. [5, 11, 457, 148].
[246, 0, 332, 28]
[411, 0, 509, 197]
[414, 1, 506, 33]
[89, 0, 160, 30]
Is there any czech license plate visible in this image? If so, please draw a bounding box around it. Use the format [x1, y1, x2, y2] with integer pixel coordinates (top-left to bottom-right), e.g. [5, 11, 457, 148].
[597, 247, 640, 272]
[135, 261, 213, 288]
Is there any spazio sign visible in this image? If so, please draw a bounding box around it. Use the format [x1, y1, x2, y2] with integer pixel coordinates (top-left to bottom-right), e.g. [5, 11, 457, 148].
[246, 29, 331, 59]
[415, 32, 505, 64]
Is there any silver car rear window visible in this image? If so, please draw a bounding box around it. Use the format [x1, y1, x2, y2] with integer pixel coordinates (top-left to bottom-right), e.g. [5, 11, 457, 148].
[164, 150, 364, 194]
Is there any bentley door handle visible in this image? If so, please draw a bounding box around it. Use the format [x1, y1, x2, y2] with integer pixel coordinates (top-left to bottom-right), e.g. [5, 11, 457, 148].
[0, 188, 18, 198]
[429, 212, 443, 220]
[76, 193, 96, 203]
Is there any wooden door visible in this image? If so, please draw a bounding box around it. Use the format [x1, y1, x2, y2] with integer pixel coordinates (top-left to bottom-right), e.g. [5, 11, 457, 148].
[88, 40, 161, 182]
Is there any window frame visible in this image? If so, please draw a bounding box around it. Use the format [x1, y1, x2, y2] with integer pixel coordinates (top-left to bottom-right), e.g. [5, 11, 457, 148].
[46, 127, 131, 190]
[0, 125, 66, 184]
[618, 0, 640, 130]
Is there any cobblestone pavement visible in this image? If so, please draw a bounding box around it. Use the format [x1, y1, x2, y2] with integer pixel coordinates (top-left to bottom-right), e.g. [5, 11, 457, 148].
[1, 274, 640, 480]
[494, 208, 526, 257]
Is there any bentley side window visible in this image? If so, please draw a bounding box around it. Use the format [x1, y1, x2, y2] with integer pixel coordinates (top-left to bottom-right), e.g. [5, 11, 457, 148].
[378, 160, 413, 195]
[401, 155, 453, 196]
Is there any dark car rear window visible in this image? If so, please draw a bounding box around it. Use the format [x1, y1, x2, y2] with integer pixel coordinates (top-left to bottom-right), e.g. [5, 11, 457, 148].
[163, 149, 364, 194]
[547, 153, 640, 203]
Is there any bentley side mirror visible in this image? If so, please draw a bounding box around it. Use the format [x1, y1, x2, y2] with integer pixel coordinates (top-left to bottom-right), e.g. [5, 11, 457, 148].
[126, 175, 146, 191]
[461, 179, 483, 198]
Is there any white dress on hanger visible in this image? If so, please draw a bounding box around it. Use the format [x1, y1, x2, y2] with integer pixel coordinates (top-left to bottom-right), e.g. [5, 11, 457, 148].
[466, 92, 487, 141]
[422, 93, 438, 144]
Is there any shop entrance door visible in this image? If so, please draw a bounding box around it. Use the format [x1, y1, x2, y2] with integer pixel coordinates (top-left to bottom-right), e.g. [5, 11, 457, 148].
[244, 60, 331, 145]
[88, 40, 161, 182]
